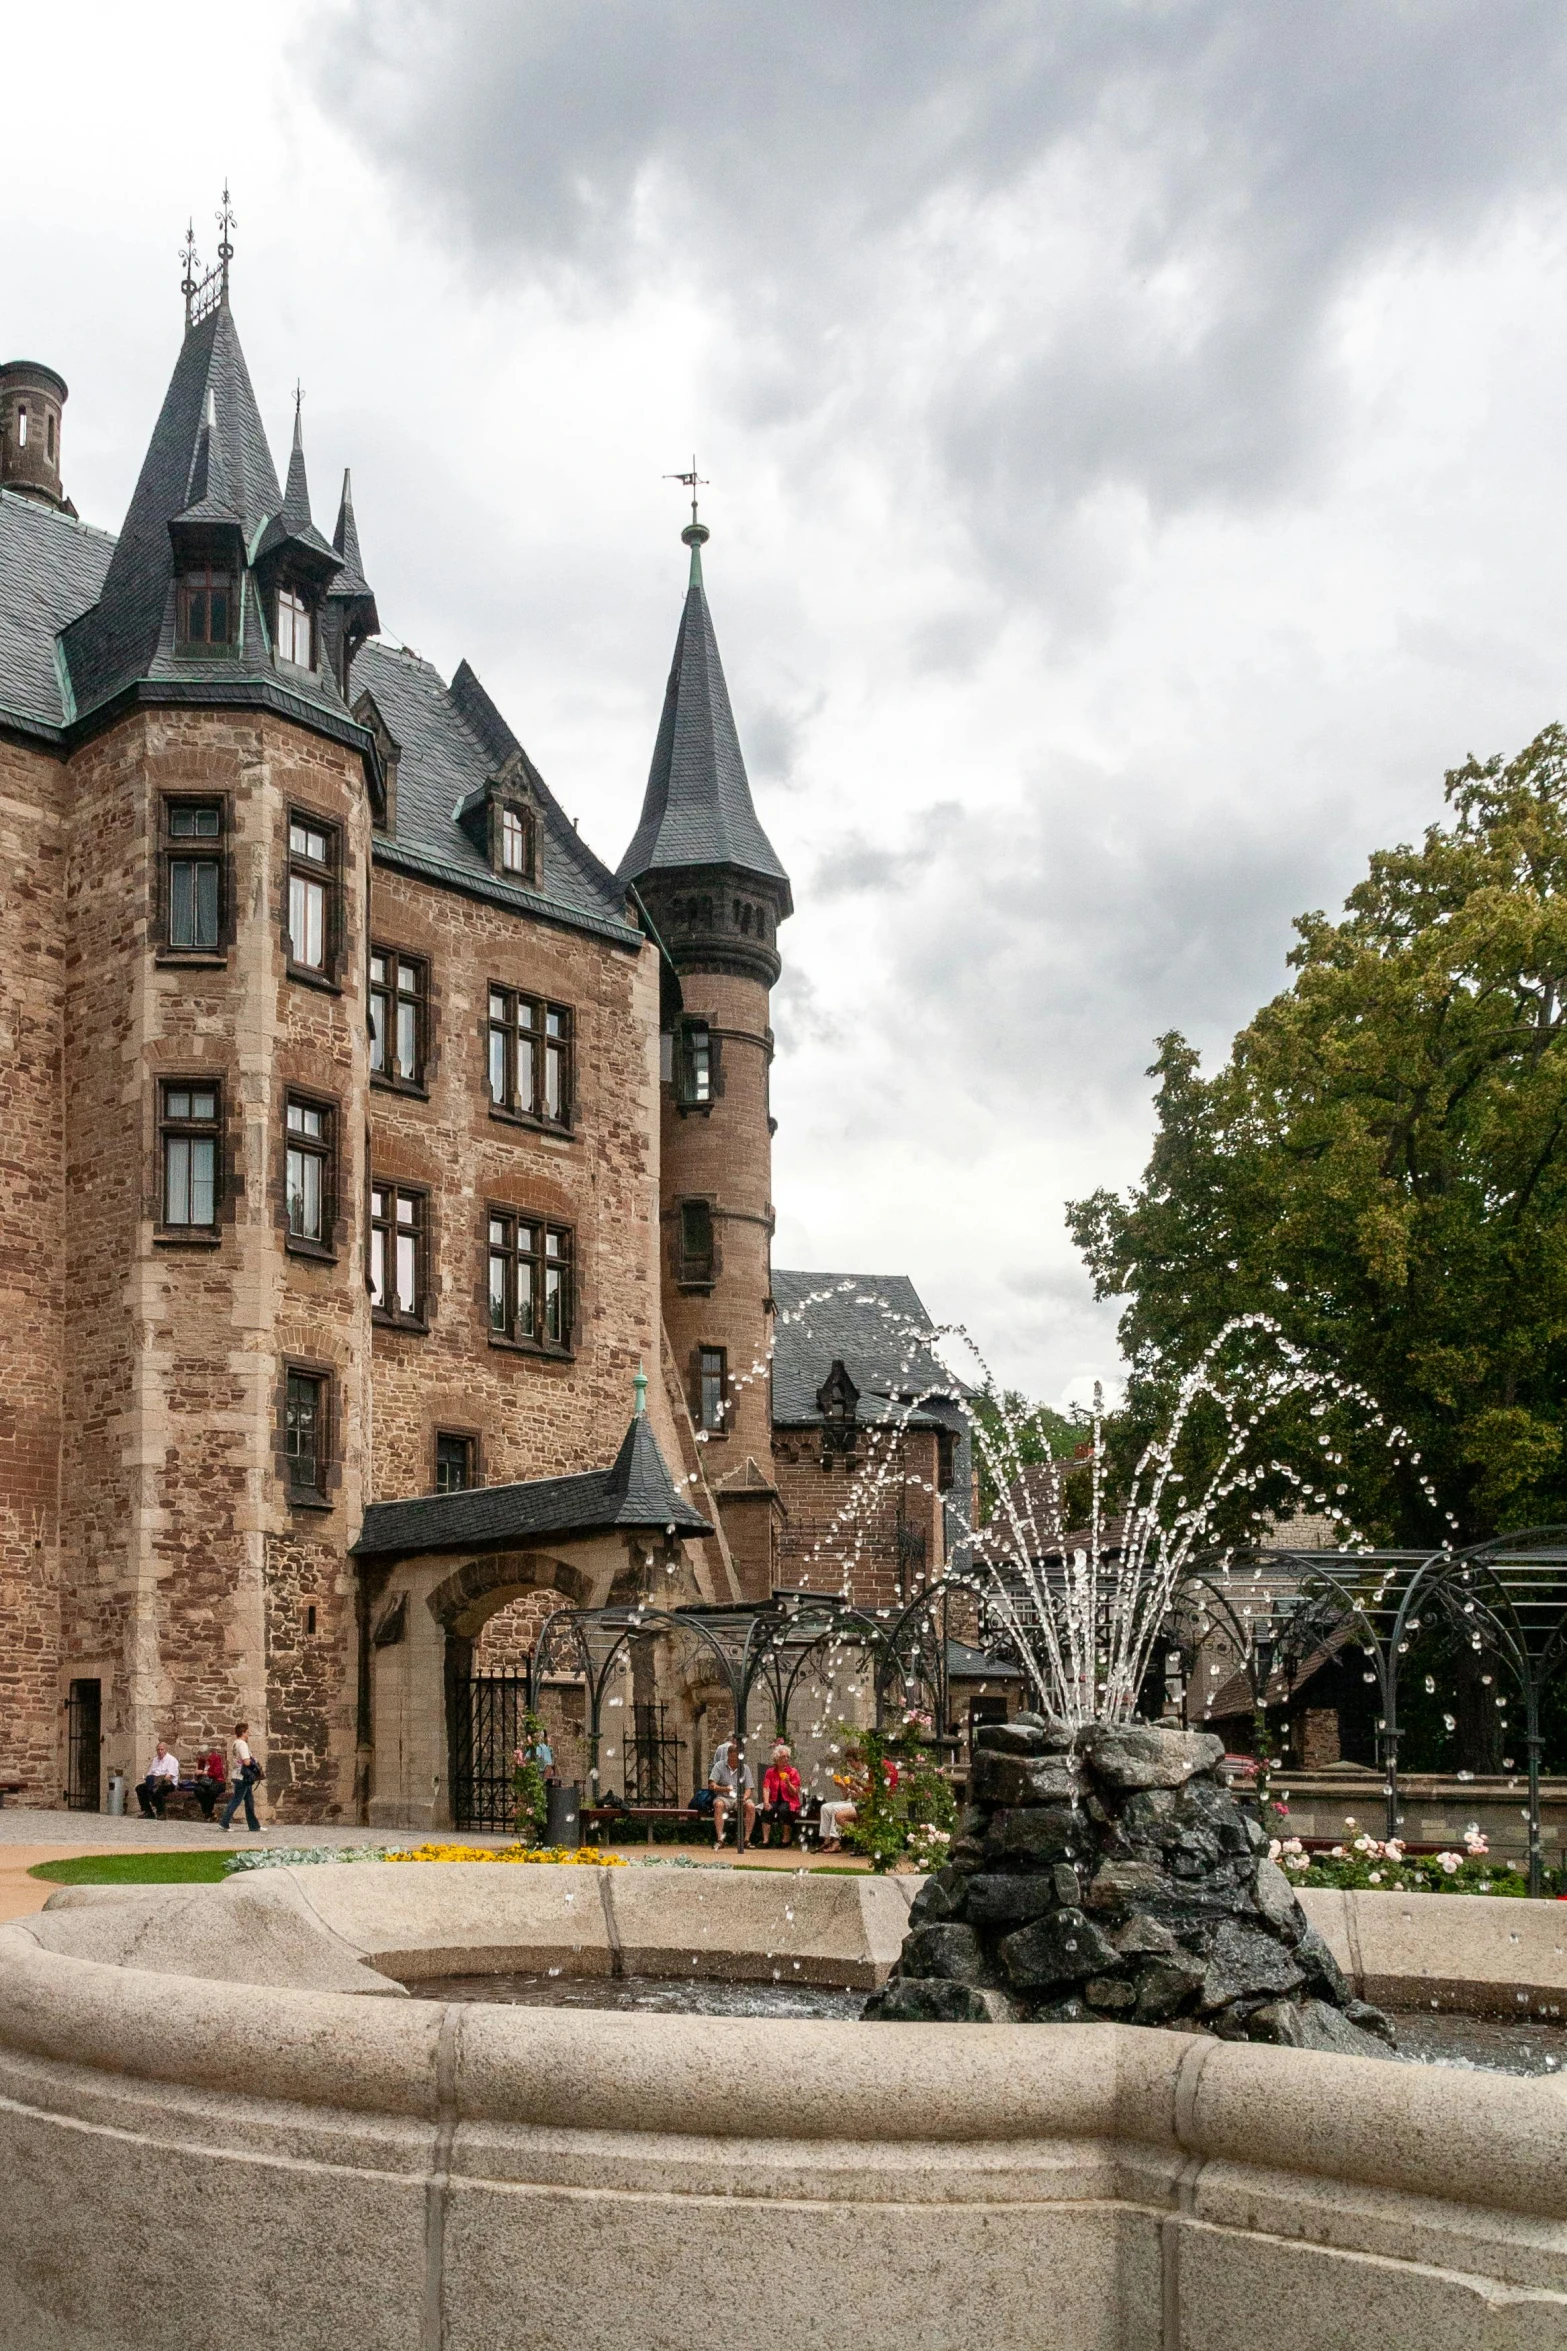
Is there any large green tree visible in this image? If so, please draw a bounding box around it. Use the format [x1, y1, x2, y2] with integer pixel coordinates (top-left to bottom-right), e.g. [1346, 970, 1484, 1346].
[1069, 725, 1567, 1545]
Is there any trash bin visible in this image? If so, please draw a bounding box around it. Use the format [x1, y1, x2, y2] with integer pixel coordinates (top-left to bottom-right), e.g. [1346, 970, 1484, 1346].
[545, 1781, 580, 1849]
[106, 1773, 125, 1817]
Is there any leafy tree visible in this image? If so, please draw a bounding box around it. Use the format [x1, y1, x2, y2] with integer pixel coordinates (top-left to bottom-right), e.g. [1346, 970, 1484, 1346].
[970, 1383, 1084, 1522]
[1068, 726, 1567, 1546]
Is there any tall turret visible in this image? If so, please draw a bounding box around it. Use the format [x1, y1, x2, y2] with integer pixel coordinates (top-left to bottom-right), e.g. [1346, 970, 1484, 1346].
[618, 511, 792, 1597]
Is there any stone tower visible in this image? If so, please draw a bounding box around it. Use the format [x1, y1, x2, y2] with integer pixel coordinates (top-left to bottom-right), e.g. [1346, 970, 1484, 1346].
[0, 360, 73, 513]
[618, 514, 792, 1598]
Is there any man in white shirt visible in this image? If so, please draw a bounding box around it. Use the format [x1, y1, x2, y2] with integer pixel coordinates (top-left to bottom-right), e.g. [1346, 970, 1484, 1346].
[708, 1739, 756, 1849]
[135, 1742, 181, 1820]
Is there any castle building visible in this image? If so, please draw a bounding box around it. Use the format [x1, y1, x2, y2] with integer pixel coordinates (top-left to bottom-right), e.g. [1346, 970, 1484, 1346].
[0, 247, 969, 1828]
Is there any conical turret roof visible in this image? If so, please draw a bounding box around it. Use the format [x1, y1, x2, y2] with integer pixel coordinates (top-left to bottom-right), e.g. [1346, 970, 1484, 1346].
[616, 531, 790, 903]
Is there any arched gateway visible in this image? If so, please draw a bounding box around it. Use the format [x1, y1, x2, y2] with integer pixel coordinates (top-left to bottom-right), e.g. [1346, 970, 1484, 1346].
[350, 1405, 712, 1831]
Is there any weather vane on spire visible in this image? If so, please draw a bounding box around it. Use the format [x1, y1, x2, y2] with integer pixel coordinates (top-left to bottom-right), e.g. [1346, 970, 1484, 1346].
[664, 455, 709, 531]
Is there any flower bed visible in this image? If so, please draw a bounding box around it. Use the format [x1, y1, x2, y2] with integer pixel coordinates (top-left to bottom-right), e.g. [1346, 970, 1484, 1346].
[1269, 1820, 1560, 1897]
[224, 1842, 627, 1874]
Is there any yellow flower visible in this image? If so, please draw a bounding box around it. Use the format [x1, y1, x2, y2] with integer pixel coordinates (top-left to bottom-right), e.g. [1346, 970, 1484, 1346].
[383, 1842, 625, 1867]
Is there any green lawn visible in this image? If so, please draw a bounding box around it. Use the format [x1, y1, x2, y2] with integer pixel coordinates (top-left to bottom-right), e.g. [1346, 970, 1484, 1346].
[29, 1850, 231, 1887]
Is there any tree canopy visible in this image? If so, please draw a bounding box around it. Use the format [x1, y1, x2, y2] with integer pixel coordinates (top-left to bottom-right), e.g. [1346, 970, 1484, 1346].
[1069, 725, 1567, 1544]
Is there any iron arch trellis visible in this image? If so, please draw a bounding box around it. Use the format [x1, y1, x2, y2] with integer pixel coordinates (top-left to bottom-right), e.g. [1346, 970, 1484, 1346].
[530, 1592, 963, 1851]
[1170, 1533, 1567, 1894]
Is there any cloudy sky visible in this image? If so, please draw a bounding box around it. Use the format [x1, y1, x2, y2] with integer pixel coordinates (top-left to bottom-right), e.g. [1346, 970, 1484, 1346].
[12, 2, 1567, 1403]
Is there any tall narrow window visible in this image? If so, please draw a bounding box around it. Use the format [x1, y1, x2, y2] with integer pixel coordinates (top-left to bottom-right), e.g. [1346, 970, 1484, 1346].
[163, 801, 223, 952]
[287, 814, 335, 975]
[284, 1369, 327, 1500]
[487, 1210, 573, 1351]
[16, 406, 27, 449]
[678, 1198, 714, 1285]
[177, 565, 235, 647]
[275, 585, 312, 666]
[677, 1018, 712, 1107]
[370, 1183, 424, 1325]
[499, 802, 534, 879]
[370, 949, 427, 1087]
[160, 1083, 220, 1231]
[285, 1097, 332, 1248]
[435, 1432, 476, 1493]
[697, 1346, 728, 1434]
[46, 412, 55, 462]
[486, 986, 571, 1127]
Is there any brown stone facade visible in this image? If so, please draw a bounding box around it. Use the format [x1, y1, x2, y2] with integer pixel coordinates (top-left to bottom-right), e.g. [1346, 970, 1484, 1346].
[774, 1425, 952, 1608]
[0, 692, 688, 1820]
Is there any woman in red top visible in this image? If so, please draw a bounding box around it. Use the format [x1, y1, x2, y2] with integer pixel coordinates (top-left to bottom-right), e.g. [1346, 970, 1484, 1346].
[760, 1742, 803, 1847]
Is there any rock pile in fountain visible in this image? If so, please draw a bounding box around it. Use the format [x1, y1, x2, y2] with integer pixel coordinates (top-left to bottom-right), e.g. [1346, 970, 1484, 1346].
[866, 1719, 1395, 2055]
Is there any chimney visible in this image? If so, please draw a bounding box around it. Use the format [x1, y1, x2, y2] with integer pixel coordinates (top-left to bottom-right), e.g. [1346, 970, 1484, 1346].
[0, 360, 72, 512]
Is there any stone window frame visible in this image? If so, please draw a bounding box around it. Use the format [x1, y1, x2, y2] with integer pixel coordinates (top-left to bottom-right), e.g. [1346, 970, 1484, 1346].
[277, 1357, 336, 1512]
[694, 1344, 729, 1438]
[485, 1203, 576, 1359]
[282, 1086, 339, 1263]
[495, 799, 537, 882]
[156, 793, 231, 967]
[674, 1016, 719, 1114]
[284, 805, 343, 991]
[153, 1075, 226, 1249]
[484, 983, 574, 1135]
[369, 1175, 430, 1332]
[369, 943, 430, 1095]
[434, 1428, 482, 1494]
[674, 1195, 717, 1291]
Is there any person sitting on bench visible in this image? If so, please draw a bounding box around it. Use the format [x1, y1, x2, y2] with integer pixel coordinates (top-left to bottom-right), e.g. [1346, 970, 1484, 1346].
[136, 1742, 181, 1819]
[192, 1744, 227, 1821]
[760, 1742, 803, 1847]
[709, 1740, 756, 1847]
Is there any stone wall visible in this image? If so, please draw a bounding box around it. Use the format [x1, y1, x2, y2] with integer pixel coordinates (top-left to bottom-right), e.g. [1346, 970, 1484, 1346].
[0, 732, 65, 1801]
[774, 1424, 947, 1606]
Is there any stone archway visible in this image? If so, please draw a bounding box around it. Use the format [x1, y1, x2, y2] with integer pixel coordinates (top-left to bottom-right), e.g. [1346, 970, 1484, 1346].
[425, 1554, 591, 1829]
[426, 1550, 588, 1644]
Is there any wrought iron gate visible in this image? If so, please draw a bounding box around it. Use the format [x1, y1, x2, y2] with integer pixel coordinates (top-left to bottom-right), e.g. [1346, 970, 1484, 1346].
[65, 1677, 101, 1811]
[450, 1672, 530, 1833]
[627, 1702, 685, 1804]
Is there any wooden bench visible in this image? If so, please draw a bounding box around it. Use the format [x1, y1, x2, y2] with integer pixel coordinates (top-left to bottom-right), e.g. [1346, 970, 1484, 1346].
[583, 1803, 819, 1852]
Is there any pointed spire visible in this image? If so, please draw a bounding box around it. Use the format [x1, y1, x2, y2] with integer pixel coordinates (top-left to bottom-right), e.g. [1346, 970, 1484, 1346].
[330, 468, 373, 599]
[281, 383, 312, 531]
[616, 513, 790, 904]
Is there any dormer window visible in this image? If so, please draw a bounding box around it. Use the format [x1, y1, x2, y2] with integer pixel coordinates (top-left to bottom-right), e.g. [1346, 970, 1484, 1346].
[276, 585, 312, 668]
[178, 566, 235, 648]
[499, 802, 535, 880]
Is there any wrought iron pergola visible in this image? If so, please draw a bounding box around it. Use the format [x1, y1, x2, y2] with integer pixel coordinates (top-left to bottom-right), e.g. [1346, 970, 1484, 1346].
[530, 1583, 980, 1851]
[1168, 1532, 1567, 1892]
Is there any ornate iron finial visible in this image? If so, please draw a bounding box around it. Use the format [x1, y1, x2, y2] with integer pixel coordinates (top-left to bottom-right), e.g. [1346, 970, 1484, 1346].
[215, 184, 236, 302]
[633, 1362, 649, 1417]
[180, 220, 202, 328]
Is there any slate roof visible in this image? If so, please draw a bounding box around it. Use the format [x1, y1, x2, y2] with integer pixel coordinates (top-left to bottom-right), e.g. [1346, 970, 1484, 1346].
[616, 537, 790, 901]
[770, 1270, 968, 1431]
[58, 301, 357, 740]
[0, 490, 115, 737]
[352, 1411, 712, 1563]
[353, 641, 640, 948]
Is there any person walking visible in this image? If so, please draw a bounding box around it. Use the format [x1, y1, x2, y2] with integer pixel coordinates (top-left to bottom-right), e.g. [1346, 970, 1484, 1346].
[219, 1722, 263, 1832]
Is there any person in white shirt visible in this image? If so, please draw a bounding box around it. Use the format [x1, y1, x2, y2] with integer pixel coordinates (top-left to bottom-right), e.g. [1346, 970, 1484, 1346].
[708, 1739, 756, 1849]
[135, 1742, 181, 1820]
[219, 1721, 263, 1833]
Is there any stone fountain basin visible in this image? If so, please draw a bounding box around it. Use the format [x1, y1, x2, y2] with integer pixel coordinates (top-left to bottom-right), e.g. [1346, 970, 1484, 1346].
[3, 1865, 1567, 2351]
